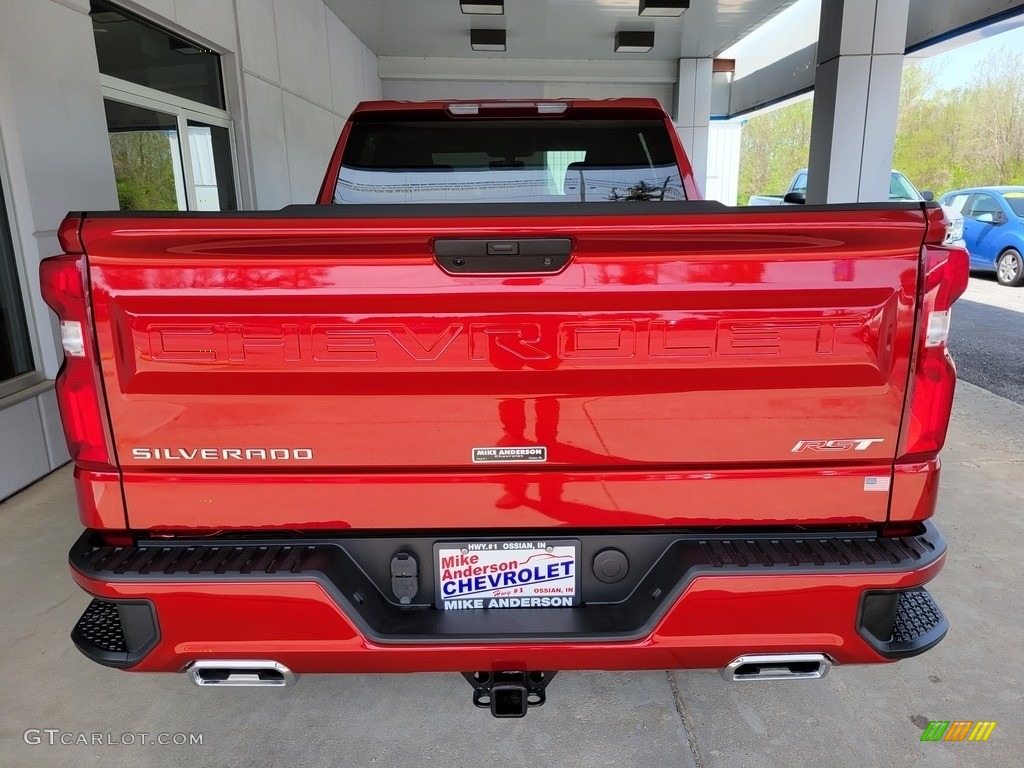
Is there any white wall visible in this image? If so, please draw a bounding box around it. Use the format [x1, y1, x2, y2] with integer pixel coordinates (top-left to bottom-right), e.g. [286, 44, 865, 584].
[232, 0, 382, 206]
[383, 80, 545, 101]
[379, 57, 677, 115]
[675, 59, 713, 195]
[0, 0, 116, 485]
[705, 122, 743, 205]
[0, 0, 118, 382]
[382, 79, 674, 112]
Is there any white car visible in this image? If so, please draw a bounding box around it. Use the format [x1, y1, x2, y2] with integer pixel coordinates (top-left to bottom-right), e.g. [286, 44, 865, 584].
[750, 169, 966, 249]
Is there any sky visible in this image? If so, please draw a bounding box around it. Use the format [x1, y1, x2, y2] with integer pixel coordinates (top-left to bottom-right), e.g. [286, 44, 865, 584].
[722, 1, 1024, 93]
[921, 25, 1024, 90]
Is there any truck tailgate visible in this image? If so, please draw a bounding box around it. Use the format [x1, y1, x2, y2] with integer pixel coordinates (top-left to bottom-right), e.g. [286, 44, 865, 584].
[80, 204, 928, 530]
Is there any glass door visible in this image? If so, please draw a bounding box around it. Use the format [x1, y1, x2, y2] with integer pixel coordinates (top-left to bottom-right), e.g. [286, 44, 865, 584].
[186, 120, 238, 211]
[104, 99, 187, 211]
[102, 86, 239, 212]
[0, 178, 35, 391]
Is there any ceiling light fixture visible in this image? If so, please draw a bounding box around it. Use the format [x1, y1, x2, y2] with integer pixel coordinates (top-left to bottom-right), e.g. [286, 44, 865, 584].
[461, 0, 503, 14]
[638, 0, 689, 16]
[471, 28, 506, 52]
[615, 31, 655, 53]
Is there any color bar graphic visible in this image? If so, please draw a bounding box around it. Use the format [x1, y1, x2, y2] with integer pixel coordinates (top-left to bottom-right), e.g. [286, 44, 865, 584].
[943, 721, 973, 741]
[920, 720, 996, 742]
[968, 722, 997, 742]
[920, 721, 949, 741]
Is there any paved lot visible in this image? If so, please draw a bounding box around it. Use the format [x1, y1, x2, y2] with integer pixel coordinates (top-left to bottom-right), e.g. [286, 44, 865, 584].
[1, 378, 1022, 767]
[2, 276, 1022, 766]
[950, 275, 1024, 406]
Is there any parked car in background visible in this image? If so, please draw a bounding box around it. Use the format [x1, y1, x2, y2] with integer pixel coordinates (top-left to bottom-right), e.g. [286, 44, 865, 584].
[749, 169, 933, 206]
[940, 187, 1024, 286]
[751, 169, 965, 248]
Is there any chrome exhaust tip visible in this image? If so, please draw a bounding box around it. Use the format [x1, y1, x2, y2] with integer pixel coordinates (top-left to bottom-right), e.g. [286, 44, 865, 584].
[188, 660, 296, 687]
[722, 653, 831, 682]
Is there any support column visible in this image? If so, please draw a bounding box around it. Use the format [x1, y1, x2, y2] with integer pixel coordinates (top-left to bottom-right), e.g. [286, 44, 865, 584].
[806, 0, 909, 203]
[675, 58, 713, 196]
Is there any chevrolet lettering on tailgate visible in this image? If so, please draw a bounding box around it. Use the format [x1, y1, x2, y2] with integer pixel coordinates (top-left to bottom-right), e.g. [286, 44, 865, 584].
[143, 318, 866, 367]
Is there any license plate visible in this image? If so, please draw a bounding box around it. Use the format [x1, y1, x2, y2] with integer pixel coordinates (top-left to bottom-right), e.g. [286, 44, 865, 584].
[434, 539, 580, 610]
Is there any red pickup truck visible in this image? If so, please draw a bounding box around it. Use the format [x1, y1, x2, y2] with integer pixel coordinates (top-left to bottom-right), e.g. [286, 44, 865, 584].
[43, 99, 967, 718]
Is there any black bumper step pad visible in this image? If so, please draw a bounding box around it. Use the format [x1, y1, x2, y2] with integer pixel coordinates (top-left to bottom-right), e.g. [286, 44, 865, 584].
[858, 588, 948, 658]
[70, 524, 946, 647]
[73, 599, 127, 653]
[892, 589, 948, 650]
[73, 525, 943, 581]
[698, 532, 936, 569]
[79, 542, 319, 578]
[71, 598, 159, 668]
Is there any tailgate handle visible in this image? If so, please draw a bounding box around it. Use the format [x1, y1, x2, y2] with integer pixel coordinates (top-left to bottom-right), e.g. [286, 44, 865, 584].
[434, 238, 572, 274]
[487, 241, 519, 255]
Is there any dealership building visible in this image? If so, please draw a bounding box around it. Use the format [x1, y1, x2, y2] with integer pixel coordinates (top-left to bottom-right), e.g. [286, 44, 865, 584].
[1, 0, 1021, 498]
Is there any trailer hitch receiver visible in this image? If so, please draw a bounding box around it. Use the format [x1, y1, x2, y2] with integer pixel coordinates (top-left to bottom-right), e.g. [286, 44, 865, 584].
[462, 671, 557, 718]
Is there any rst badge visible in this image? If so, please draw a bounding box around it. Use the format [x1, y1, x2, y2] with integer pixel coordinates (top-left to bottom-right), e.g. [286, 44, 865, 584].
[435, 540, 579, 609]
[791, 438, 884, 453]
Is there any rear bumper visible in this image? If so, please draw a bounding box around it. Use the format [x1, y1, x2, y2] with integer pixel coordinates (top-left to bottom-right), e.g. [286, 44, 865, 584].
[69, 524, 948, 674]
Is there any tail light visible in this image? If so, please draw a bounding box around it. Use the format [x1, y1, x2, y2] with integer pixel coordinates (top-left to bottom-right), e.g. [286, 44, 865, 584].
[897, 243, 970, 461]
[39, 228, 117, 471]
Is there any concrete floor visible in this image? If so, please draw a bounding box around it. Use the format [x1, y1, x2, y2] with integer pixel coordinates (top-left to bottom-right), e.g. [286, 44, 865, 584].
[1, 380, 1022, 767]
[950, 275, 1024, 405]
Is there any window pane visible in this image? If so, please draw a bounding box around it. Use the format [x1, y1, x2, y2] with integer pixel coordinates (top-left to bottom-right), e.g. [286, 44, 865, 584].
[1004, 192, 1024, 218]
[187, 121, 237, 210]
[945, 193, 970, 213]
[889, 173, 919, 201]
[0, 183, 34, 383]
[105, 99, 187, 211]
[968, 195, 999, 218]
[334, 119, 686, 204]
[91, 0, 224, 109]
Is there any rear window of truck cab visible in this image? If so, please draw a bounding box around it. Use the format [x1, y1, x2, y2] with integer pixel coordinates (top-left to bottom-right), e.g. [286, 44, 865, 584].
[333, 118, 686, 204]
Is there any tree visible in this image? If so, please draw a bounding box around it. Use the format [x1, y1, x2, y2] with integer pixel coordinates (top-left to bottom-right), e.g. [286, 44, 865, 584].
[737, 98, 813, 204]
[108, 131, 180, 211]
[959, 49, 1024, 186]
[891, 63, 975, 193]
[737, 47, 1024, 203]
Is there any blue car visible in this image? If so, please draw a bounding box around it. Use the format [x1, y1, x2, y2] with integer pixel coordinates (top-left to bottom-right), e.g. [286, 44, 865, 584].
[940, 187, 1024, 286]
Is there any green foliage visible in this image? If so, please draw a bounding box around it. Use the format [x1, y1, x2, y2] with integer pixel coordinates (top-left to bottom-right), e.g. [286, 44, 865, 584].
[737, 99, 814, 205]
[109, 131, 180, 211]
[738, 47, 1024, 203]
